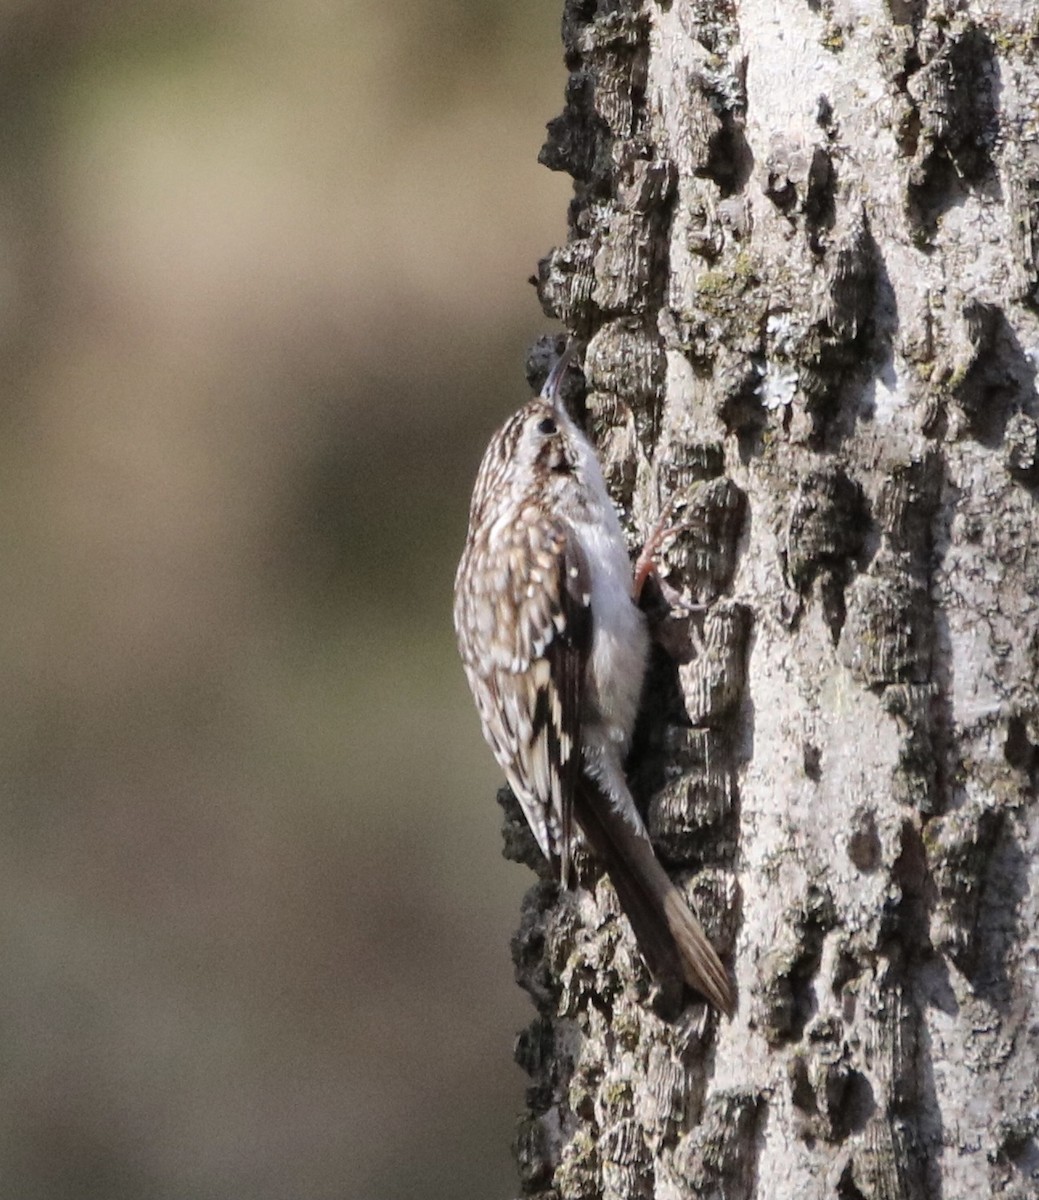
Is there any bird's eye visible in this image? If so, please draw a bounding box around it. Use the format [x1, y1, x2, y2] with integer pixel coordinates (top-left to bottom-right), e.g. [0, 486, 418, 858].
[536, 417, 557, 436]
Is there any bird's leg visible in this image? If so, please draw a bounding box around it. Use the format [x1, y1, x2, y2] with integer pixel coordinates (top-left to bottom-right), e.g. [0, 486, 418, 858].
[633, 499, 711, 670]
[633, 498, 706, 616]
[632, 498, 676, 604]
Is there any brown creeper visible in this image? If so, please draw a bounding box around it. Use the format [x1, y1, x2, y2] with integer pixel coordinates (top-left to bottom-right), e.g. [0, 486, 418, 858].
[453, 342, 734, 1017]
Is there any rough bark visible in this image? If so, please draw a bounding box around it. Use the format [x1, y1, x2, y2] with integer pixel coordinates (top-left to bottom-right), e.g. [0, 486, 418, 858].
[507, 2, 1039, 1198]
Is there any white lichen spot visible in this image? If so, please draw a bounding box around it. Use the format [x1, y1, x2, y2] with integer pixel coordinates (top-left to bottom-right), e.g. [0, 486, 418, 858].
[766, 311, 799, 354]
[761, 313, 801, 410]
[762, 363, 799, 410]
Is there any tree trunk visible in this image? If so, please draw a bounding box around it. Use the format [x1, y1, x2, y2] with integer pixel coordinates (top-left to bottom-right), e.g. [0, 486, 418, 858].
[509, 2, 1039, 1197]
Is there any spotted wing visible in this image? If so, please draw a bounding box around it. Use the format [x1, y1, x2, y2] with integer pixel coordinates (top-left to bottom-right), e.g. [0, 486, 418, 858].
[455, 510, 591, 884]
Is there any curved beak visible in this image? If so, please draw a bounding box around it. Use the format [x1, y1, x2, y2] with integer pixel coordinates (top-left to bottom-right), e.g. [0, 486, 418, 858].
[539, 339, 579, 408]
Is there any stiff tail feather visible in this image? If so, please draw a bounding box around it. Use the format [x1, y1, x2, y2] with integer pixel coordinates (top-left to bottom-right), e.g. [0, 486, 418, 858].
[573, 777, 735, 1017]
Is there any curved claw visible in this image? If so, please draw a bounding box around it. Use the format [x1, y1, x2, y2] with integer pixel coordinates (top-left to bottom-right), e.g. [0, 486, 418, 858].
[632, 498, 677, 603]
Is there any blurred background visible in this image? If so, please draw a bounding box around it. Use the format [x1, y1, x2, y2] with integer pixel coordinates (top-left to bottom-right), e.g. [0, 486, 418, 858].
[0, 2, 570, 1197]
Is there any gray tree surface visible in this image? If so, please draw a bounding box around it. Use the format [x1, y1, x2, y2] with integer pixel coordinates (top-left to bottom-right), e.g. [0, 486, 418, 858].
[507, 2, 1039, 1197]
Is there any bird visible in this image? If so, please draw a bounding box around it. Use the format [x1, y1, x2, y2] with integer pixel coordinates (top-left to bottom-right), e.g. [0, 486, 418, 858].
[453, 340, 734, 1017]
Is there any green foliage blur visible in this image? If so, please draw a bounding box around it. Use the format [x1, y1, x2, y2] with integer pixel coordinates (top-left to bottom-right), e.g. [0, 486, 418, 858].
[0, 2, 570, 1197]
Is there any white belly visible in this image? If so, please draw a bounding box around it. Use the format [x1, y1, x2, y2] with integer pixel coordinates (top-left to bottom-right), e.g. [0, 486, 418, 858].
[572, 515, 649, 754]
